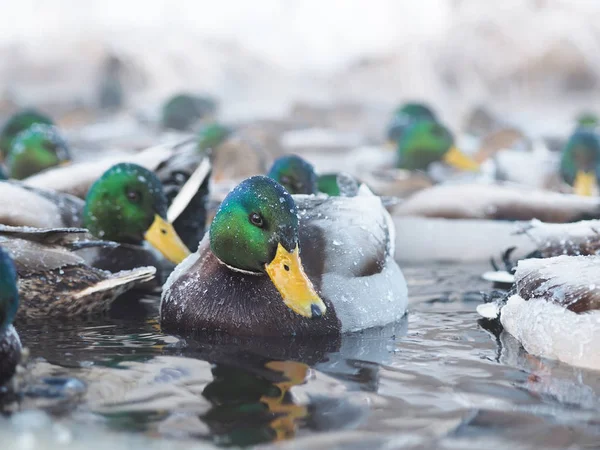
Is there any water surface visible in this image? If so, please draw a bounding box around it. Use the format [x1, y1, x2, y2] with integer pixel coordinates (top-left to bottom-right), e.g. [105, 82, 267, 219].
[2, 263, 599, 449]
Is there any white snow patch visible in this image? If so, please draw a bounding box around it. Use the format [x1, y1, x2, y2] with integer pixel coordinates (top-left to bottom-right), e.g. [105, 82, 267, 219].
[501, 295, 600, 371]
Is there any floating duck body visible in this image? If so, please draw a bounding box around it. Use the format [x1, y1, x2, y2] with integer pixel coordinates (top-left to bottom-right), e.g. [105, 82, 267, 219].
[0, 225, 155, 319]
[478, 255, 600, 371]
[161, 177, 407, 337]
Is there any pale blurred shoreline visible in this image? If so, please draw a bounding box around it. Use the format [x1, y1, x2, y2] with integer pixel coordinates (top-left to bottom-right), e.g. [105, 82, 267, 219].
[1, 0, 600, 137]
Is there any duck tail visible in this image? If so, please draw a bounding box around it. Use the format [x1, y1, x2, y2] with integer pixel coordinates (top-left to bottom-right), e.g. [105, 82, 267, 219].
[73, 266, 156, 299]
[476, 290, 511, 320]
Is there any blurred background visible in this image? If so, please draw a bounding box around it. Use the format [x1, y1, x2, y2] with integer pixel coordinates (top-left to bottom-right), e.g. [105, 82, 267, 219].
[1, 0, 600, 136]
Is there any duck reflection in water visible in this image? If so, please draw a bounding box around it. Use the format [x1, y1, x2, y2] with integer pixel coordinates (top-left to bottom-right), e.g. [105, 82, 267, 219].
[201, 359, 309, 447]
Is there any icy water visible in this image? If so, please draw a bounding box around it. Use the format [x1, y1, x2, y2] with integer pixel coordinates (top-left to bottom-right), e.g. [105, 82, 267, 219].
[2, 263, 599, 449]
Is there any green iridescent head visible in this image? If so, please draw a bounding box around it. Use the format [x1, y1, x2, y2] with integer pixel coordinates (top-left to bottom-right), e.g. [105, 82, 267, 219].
[317, 173, 341, 196]
[0, 109, 53, 158]
[84, 163, 168, 243]
[210, 176, 326, 318]
[0, 247, 18, 333]
[197, 123, 231, 153]
[6, 124, 71, 180]
[211, 176, 298, 272]
[396, 120, 479, 172]
[267, 155, 318, 195]
[83, 163, 190, 263]
[560, 129, 600, 195]
[162, 93, 217, 131]
[387, 102, 437, 144]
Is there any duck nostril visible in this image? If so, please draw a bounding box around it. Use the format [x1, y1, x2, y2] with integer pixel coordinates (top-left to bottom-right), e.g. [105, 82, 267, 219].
[310, 304, 323, 318]
[161, 229, 167, 235]
[283, 264, 290, 272]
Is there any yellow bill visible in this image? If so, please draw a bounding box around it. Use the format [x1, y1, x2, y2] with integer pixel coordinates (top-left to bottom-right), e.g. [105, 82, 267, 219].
[573, 170, 597, 196]
[264, 243, 326, 318]
[443, 146, 480, 171]
[144, 214, 191, 264]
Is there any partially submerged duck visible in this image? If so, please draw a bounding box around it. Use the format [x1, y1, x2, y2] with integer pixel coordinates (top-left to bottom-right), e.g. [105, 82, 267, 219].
[0, 246, 21, 386]
[483, 219, 600, 286]
[161, 176, 407, 337]
[478, 255, 600, 371]
[0, 225, 156, 319]
[5, 123, 71, 179]
[394, 183, 600, 222]
[391, 183, 600, 262]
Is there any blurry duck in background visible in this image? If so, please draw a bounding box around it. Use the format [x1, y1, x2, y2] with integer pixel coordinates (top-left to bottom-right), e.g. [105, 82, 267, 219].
[361, 120, 480, 197]
[5, 123, 72, 179]
[0, 225, 155, 319]
[0, 109, 54, 159]
[478, 255, 600, 371]
[267, 155, 319, 195]
[161, 92, 217, 131]
[395, 120, 480, 173]
[386, 102, 437, 146]
[0, 246, 21, 387]
[559, 128, 600, 196]
[267, 154, 364, 198]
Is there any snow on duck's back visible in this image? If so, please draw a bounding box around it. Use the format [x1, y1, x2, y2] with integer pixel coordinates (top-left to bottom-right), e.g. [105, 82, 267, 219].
[498, 255, 600, 371]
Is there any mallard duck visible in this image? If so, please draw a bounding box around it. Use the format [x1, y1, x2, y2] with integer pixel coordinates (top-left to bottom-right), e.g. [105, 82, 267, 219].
[386, 102, 437, 145]
[0, 225, 155, 319]
[478, 255, 600, 371]
[18, 138, 210, 249]
[162, 93, 217, 131]
[161, 176, 407, 337]
[559, 128, 600, 196]
[267, 154, 364, 198]
[0, 246, 21, 386]
[0, 163, 192, 278]
[267, 155, 318, 195]
[396, 120, 480, 173]
[0, 109, 53, 158]
[5, 123, 71, 179]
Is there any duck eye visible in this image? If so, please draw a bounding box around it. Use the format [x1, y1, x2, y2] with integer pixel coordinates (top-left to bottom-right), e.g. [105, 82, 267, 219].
[249, 212, 264, 228]
[126, 190, 142, 203]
